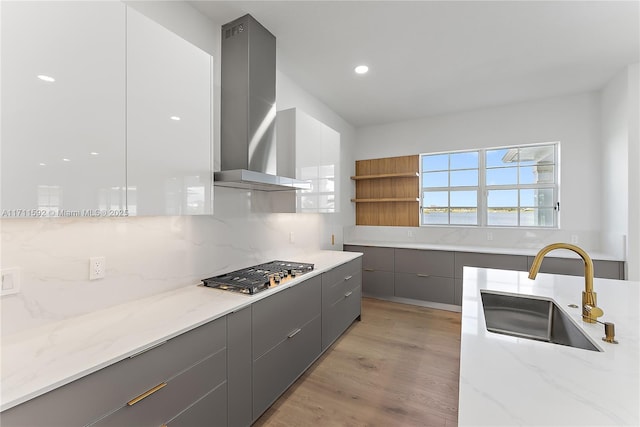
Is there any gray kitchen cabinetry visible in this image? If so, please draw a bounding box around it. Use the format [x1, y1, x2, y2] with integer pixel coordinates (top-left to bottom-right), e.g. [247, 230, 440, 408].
[453, 252, 529, 305]
[1, 317, 227, 427]
[251, 275, 322, 421]
[321, 258, 362, 351]
[227, 306, 252, 427]
[525, 256, 624, 280]
[344, 245, 394, 297]
[395, 249, 456, 305]
[345, 245, 625, 308]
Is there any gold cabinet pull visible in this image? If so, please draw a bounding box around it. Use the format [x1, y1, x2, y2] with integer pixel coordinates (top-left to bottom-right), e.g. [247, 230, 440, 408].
[127, 383, 167, 406]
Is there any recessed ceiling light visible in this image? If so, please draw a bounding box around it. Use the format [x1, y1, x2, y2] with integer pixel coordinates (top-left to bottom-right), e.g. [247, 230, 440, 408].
[170, 116, 181, 121]
[62, 158, 70, 162]
[37, 75, 56, 82]
[39, 163, 46, 166]
[90, 152, 99, 156]
[354, 65, 369, 75]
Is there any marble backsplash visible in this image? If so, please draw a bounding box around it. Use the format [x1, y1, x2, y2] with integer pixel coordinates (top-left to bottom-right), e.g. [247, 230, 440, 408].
[344, 225, 627, 259]
[1, 187, 339, 336]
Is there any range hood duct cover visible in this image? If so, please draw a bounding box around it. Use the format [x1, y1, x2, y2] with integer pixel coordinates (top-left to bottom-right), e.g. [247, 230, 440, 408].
[215, 14, 309, 191]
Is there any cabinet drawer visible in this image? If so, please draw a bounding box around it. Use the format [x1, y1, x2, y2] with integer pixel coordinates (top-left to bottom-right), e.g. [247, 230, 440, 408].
[322, 258, 361, 292]
[348, 245, 394, 271]
[91, 349, 226, 427]
[362, 270, 394, 297]
[323, 268, 361, 306]
[394, 272, 455, 304]
[166, 382, 227, 427]
[252, 315, 321, 419]
[322, 282, 361, 350]
[395, 248, 454, 277]
[252, 275, 321, 360]
[0, 317, 226, 427]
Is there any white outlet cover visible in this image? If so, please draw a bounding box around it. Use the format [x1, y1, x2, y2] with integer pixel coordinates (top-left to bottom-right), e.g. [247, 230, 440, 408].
[90, 256, 106, 280]
[1, 267, 21, 296]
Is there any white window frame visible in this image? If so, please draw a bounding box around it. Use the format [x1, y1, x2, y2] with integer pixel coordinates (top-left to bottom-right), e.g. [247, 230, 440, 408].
[420, 142, 559, 228]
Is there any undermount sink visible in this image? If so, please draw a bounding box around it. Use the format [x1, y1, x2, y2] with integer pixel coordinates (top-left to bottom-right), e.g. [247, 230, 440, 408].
[480, 290, 602, 352]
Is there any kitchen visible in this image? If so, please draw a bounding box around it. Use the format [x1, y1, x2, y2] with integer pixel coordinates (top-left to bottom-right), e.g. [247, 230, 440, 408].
[1, 1, 638, 426]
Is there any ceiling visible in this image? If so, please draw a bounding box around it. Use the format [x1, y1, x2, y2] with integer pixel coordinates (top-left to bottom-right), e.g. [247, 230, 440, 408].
[190, 1, 640, 128]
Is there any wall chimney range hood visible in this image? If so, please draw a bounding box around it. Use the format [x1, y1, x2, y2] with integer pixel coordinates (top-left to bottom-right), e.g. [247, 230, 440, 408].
[214, 14, 309, 191]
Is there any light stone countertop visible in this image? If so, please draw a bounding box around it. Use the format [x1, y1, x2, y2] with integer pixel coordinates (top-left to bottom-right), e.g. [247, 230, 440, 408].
[458, 267, 640, 426]
[343, 240, 623, 261]
[0, 250, 362, 412]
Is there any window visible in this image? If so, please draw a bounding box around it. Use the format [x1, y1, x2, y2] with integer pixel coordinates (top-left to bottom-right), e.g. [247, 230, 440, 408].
[421, 142, 558, 227]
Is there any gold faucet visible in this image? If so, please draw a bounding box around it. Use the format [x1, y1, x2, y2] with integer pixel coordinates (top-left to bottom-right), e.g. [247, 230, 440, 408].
[528, 243, 603, 323]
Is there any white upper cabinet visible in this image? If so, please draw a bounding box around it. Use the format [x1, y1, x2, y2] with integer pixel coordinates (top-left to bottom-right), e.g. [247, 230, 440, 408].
[126, 8, 213, 216]
[277, 108, 340, 213]
[1, 1, 126, 216]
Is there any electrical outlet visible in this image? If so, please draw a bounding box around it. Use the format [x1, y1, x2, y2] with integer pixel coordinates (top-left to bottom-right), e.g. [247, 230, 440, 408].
[89, 256, 106, 280]
[1, 267, 21, 296]
[289, 232, 295, 244]
[487, 231, 494, 241]
[571, 235, 579, 244]
[407, 230, 415, 238]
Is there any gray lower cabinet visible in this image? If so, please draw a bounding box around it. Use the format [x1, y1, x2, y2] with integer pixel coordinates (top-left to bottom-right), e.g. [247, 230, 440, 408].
[251, 275, 322, 421]
[526, 256, 624, 280]
[166, 382, 227, 427]
[321, 258, 362, 350]
[91, 349, 227, 427]
[227, 306, 252, 427]
[344, 245, 394, 297]
[394, 272, 455, 304]
[345, 245, 624, 308]
[394, 249, 456, 305]
[1, 317, 227, 427]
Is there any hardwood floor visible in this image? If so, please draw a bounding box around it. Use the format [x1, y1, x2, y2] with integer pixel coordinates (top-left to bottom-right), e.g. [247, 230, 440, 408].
[253, 297, 462, 427]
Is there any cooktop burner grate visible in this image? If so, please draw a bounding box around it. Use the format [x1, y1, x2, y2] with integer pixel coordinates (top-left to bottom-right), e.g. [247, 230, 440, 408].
[202, 260, 314, 294]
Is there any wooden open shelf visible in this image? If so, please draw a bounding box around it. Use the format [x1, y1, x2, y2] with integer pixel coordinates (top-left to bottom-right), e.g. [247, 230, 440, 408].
[350, 172, 419, 180]
[352, 155, 420, 227]
[351, 198, 419, 203]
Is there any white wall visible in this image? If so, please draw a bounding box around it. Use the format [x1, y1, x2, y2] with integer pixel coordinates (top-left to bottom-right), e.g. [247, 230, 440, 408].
[600, 69, 630, 267]
[352, 92, 607, 252]
[629, 64, 639, 280]
[0, 2, 355, 335]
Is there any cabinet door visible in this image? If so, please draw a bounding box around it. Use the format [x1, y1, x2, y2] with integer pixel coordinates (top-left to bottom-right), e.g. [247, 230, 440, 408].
[251, 275, 321, 360]
[252, 315, 321, 419]
[276, 108, 340, 213]
[395, 248, 454, 277]
[166, 383, 227, 427]
[362, 270, 395, 297]
[454, 252, 528, 279]
[1, 1, 126, 215]
[227, 307, 252, 427]
[126, 7, 212, 216]
[322, 278, 361, 350]
[91, 350, 226, 427]
[526, 257, 624, 280]
[394, 272, 455, 304]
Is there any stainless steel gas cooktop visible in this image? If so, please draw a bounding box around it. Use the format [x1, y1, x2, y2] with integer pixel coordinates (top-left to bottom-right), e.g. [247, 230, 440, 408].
[201, 260, 314, 295]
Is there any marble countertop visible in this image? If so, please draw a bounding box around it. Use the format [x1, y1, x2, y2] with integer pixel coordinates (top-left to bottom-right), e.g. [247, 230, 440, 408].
[344, 240, 623, 261]
[0, 250, 362, 412]
[458, 267, 639, 425]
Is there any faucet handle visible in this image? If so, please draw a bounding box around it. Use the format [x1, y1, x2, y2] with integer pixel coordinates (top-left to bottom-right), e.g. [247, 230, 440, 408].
[583, 304, 604, 322]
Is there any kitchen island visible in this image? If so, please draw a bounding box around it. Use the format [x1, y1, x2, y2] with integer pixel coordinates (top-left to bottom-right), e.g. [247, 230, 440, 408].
[458, 267, 639, 426]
